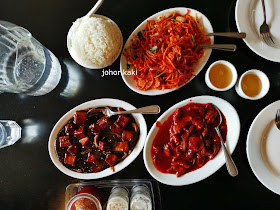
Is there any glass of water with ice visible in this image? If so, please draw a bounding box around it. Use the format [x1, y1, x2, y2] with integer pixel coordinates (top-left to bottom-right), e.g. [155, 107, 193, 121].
[0, 120, 21, 149]
[0, 20, 61, 96]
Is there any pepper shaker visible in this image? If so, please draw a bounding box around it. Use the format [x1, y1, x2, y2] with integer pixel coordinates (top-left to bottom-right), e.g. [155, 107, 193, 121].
[106, 186, 129, 210]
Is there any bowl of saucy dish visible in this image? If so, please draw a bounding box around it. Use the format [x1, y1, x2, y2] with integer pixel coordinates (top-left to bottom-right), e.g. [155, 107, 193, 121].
[143, 95, 240, 186]
[48, 99, 147, 179]
[120, 7, 213, 96]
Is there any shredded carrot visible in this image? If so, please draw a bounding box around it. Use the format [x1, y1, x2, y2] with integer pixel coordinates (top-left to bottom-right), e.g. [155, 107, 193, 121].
[124, 11, 211, 91]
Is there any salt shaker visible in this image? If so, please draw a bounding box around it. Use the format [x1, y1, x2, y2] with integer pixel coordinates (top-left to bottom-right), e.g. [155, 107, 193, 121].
[106, 186, 129, 210]
[130, 185, 152, 210]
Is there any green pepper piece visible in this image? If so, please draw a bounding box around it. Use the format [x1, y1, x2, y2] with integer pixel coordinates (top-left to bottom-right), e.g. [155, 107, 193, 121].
[150, 46, 158, 53]
[191, 35, 196, 47]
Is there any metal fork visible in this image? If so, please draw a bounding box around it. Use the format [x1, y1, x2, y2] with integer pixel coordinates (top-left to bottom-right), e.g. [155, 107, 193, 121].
[275, 109, 280, 130]
[259, 0, 275, 47]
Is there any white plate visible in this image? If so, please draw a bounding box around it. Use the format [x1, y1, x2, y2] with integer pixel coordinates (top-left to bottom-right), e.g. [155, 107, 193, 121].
[48, 98, 147, 179]
[247, 100, 280, 195]
[235, 0, 280, 62]
[143, 95, 240, 186]
[120, 7, 213, 96]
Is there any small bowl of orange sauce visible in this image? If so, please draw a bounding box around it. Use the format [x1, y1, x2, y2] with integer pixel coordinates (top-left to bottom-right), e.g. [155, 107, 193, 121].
[205, 60, 238, 91]
[235, 69, 270, 100]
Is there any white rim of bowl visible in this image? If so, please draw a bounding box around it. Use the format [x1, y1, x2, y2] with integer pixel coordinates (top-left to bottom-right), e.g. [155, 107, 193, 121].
[205, 60, 238, 91]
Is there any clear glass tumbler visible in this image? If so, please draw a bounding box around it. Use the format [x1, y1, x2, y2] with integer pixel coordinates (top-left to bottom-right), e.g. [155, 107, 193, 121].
[0, 120, 21, 149]
[0, 20, 61, 96]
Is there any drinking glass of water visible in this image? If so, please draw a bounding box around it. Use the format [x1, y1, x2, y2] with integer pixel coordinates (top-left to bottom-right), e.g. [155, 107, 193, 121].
[0, 20, 61, 96]
[0, 120, 21, 149]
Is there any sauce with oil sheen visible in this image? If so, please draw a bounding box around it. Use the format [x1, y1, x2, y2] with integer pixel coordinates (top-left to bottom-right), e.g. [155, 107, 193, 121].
[151, 103, 227, 177]
[209, 64, 232, 89]
[241, 73, 262, 97]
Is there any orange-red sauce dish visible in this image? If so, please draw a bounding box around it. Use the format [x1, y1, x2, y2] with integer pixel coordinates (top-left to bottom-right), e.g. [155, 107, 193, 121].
[151, 103, 227, 177]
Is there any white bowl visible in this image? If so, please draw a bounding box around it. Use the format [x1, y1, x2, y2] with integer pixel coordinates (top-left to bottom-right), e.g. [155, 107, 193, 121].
[205, 60, 238, 91]
[67, 14, 123, 69]
[235, 69, 270, 100]
[48, 98, 147, 179]
[120, 7, 213, 96]
[143, 95, 240, 186]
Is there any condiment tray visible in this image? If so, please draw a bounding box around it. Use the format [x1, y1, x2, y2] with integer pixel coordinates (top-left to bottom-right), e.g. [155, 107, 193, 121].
[65, 179, 162, 210]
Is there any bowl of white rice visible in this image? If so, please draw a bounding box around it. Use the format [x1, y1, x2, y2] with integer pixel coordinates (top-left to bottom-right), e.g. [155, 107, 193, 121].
[67, 14, 123, 69]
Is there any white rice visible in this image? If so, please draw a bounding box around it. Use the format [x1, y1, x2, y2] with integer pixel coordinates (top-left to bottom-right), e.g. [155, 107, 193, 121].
[68, 16, 123, 69]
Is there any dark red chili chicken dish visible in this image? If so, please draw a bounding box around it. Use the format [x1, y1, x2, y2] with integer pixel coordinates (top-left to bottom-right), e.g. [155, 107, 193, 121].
[152, 103, 227, 177]
[55, 107, 140, 173]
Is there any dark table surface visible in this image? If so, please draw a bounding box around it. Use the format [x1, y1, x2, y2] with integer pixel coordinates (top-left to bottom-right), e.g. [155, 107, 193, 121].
[1, 0, 280, 209]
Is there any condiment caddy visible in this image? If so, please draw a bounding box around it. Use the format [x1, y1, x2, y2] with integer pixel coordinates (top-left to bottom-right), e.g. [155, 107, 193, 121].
[65, 179, 162, 210]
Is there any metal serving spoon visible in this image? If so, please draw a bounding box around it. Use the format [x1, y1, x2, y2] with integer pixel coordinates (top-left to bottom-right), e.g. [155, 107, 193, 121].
[212, 104, 238, 177]
[201, 44, 237, 52]
[90, 105, 160, 117]
[206, 32, 246, 39]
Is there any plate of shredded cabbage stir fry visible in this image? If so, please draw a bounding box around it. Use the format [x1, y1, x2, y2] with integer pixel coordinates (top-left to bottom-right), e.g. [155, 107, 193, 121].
[120, 7, 213, 96]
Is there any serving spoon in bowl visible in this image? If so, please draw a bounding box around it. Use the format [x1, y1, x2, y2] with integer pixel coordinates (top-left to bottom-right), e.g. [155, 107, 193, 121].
[201, 44, 237, 52]
[89, 105, 160, 117]
[84, 0, 104, 19]
[212, 104, 238, 177]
